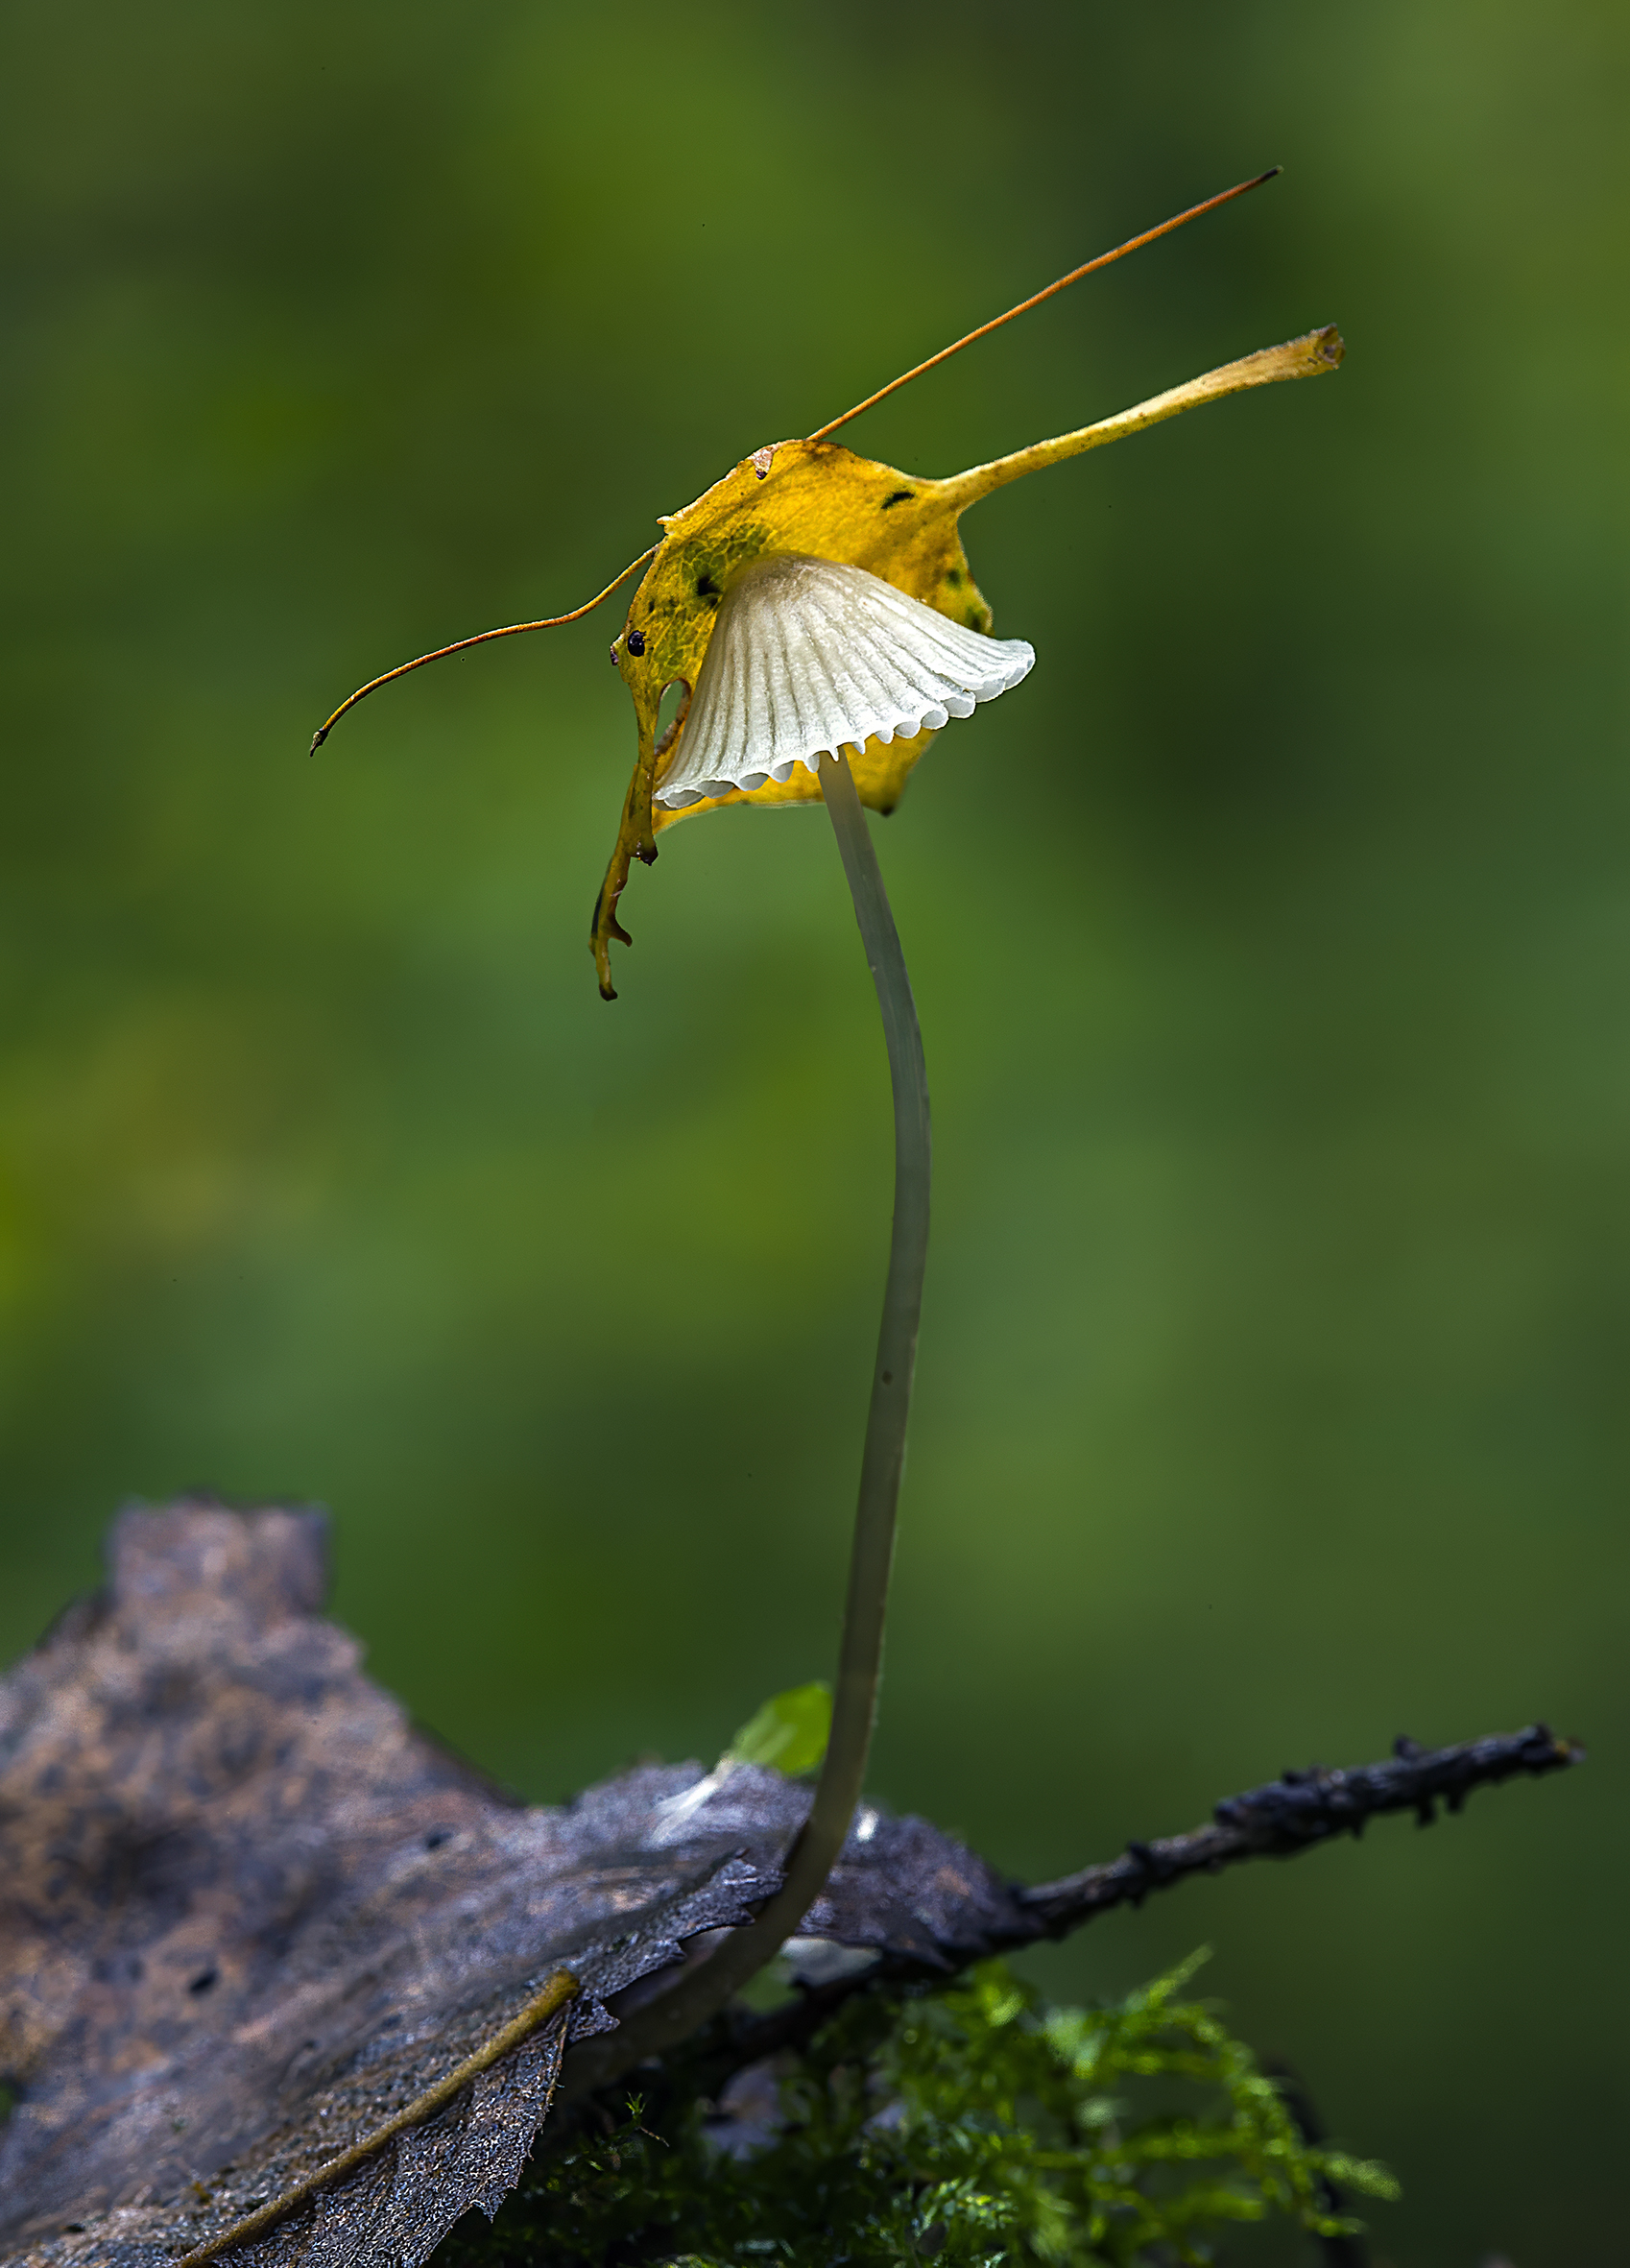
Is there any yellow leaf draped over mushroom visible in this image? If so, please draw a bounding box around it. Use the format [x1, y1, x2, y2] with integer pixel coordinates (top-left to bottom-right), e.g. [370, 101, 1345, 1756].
[595, 325, 1343, 997]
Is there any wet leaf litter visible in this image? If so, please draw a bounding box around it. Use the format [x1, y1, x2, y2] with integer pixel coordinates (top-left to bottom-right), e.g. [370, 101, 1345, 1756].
[0, 1506, 1577, 2266]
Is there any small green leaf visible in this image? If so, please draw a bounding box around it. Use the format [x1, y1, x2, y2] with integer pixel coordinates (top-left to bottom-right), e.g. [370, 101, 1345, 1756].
[724, 1682, 831, 1774]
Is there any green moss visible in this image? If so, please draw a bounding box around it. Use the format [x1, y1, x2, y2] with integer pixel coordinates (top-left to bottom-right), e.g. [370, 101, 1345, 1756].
[441, 1955, 1396, 2266]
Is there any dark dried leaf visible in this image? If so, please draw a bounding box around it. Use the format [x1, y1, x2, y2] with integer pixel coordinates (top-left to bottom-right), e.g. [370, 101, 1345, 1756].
[0, 1505, 1014, 2263]
[0, 1503, 1580, 2267]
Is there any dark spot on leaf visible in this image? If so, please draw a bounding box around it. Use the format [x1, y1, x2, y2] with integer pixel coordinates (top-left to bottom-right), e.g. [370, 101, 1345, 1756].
[882, 490, 914, 509]
[143, 1668, 197, 1718]
[697, 574, 719, 600]
[188, 1967, 218, 1995]
[626, 629, 646, 657]
[944, 568, 962, 587]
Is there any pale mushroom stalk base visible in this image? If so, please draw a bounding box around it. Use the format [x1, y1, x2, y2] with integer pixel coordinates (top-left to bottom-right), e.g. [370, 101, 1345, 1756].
[563, 748, 928, 2093]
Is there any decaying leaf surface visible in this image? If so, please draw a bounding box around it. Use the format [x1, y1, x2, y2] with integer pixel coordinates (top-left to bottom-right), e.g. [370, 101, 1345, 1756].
[0, 1503, 1577, 2266]
[0, 1505, 1017, 2262]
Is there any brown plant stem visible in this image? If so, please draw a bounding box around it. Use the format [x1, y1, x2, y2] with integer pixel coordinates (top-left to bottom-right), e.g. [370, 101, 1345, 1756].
[168, 1969, 579, 2267]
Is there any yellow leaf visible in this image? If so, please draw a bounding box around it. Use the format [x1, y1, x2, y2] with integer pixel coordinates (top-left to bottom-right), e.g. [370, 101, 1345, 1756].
[592, 324, 1344, 996]
[305, 171, 1345, 1001]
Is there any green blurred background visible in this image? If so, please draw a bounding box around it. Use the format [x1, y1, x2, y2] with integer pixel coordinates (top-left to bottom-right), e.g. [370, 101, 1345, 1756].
[2, 2, 1624, 2257]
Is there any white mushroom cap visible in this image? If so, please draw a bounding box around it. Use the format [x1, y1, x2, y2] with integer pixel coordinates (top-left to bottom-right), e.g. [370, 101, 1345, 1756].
[654, 553, 1035, 810]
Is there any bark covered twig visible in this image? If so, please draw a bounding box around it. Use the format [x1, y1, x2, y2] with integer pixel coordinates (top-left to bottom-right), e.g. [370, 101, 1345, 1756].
[1014, 1722, 1581, 1936]
[699, 1723, 1582, 2084]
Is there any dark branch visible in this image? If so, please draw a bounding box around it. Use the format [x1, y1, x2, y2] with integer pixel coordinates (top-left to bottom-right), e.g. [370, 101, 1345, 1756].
[690, 1723, 1582, 2087]
[1014, 1722, 1582, 1937]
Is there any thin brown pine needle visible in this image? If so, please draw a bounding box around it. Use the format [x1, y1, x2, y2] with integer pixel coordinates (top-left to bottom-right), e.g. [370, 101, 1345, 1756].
[309, 547, 657, 751]
[805, 168, 1281, 444]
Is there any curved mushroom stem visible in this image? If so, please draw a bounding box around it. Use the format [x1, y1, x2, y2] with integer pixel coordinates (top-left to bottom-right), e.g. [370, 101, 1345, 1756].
[807, 747, 931, 1858]
[561, 748, 929, 2092]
